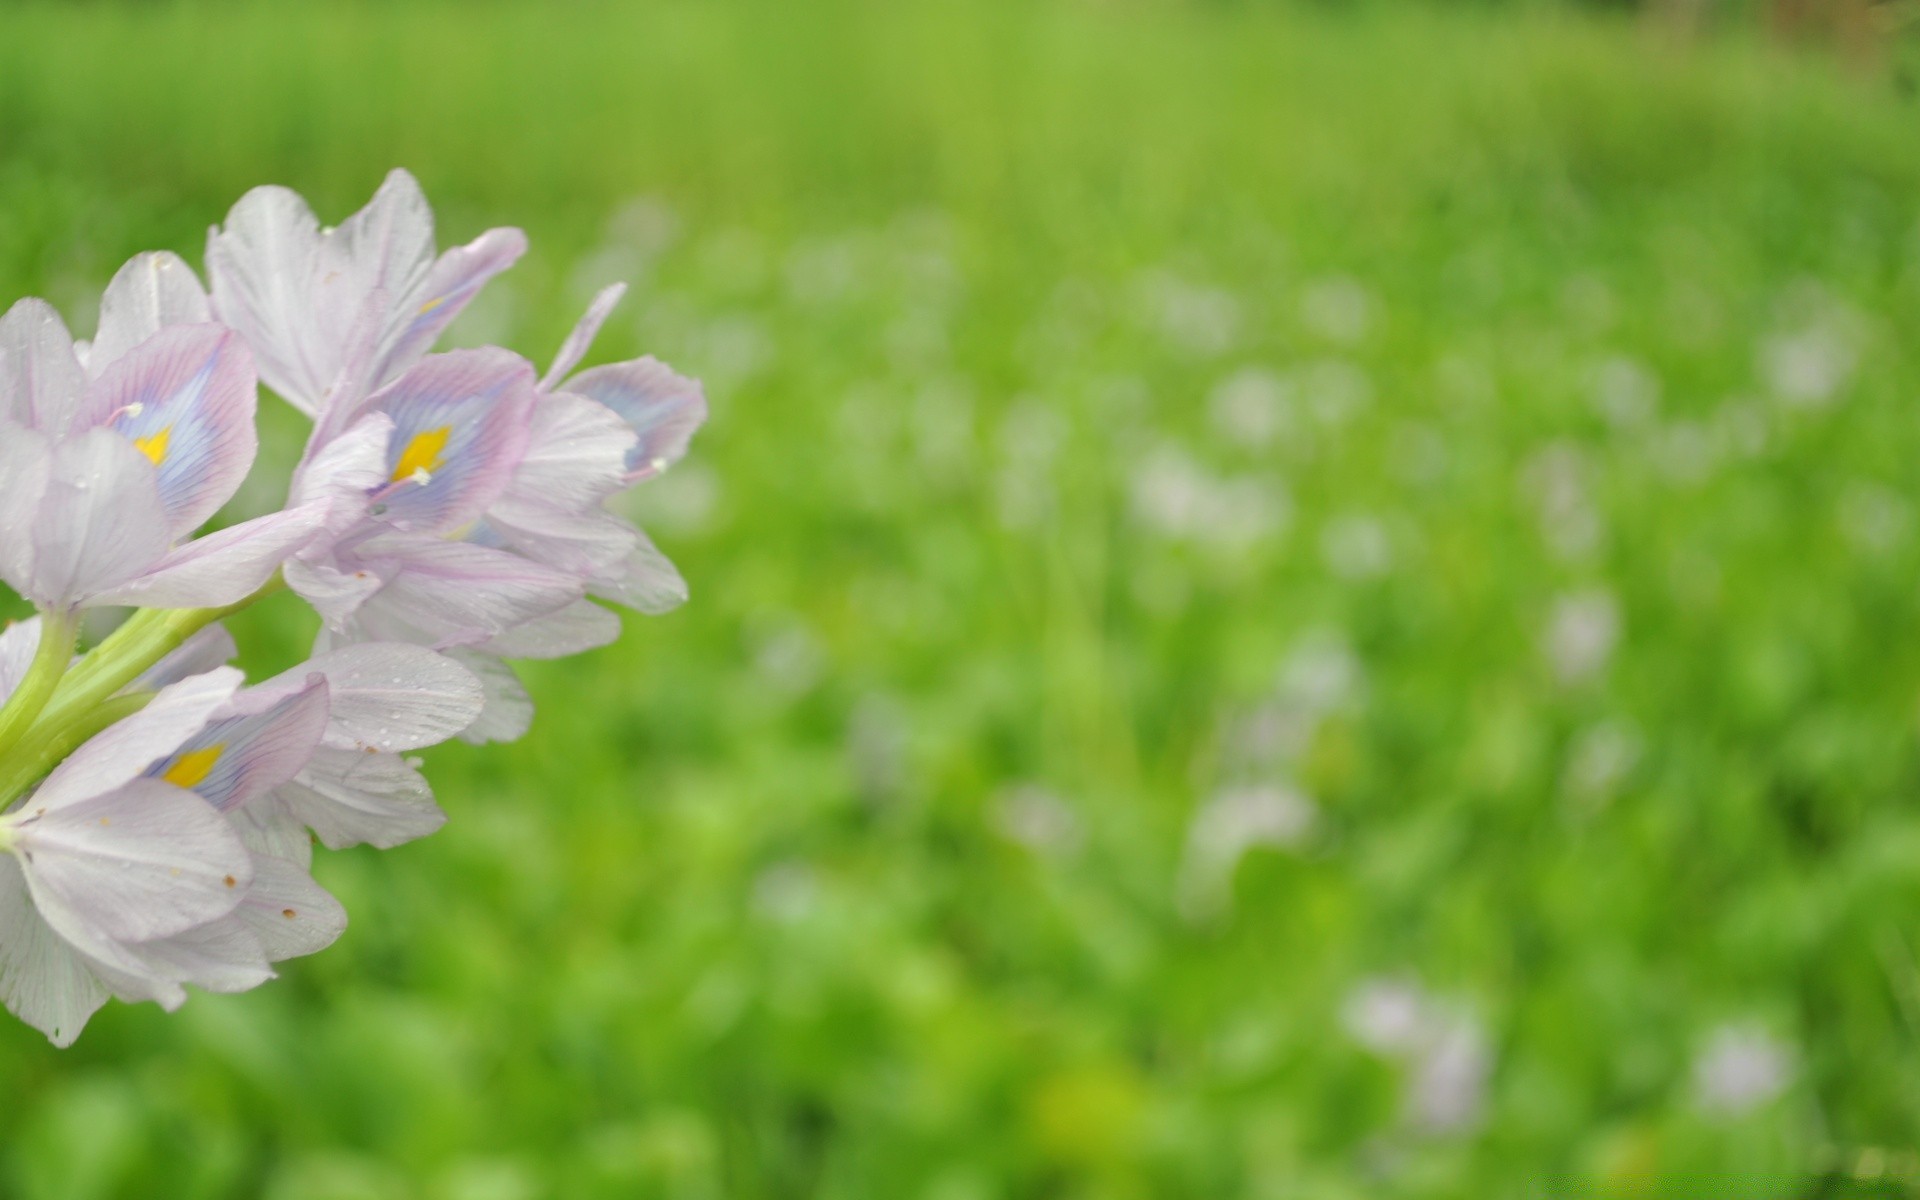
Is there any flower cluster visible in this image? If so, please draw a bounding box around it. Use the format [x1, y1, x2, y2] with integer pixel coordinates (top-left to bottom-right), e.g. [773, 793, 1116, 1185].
[0, 170, 704, 1044]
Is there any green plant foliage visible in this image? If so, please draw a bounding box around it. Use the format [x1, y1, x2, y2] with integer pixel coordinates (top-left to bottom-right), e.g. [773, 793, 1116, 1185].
[0, 1, 1917, 1195]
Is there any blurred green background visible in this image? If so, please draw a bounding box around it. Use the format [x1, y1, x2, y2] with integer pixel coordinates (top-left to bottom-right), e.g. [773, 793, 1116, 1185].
[3, 0, 1920, 1195]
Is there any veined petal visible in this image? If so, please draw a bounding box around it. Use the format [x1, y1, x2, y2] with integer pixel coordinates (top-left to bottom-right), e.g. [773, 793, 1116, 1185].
[375, 226, 527, 388]
[365, 349, 536, 534]
[341, 535, 583, 649]
[566, 356, 706, 482]
[33, 667, 243, 811]
[12, 778, 253, 946]
[228, 852, 345, 961]
[94, 324, 259, 537]
[290, 412, 393, 538]
[0, 857, 107, 1046]
[10, 428, 170, 610]
[483, 393, 637, 573]
[284, 555, 391, 629]
[88, 504, 326, 610]
[0, 425, 50, 594]
[87, 252, 213, 375]
[144, 677, 330, 814]
[0, 299, 89, 434]
[446, 650, 534, 745]
[272, 746, 446, 851]
[319, 170, 435, 340]
[262, 642, 480, 751]
[590, 532, 689, 615]
[205, 184, 328, 412]
[227, 793, 314, 869]
[474, 598, 620, 660]
[541, 282, 626, 391]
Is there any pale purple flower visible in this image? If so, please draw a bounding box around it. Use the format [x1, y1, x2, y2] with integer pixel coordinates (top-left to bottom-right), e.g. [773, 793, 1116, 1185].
[0, 663, 258, 1044]
[0, 297, 323, 612]
[206, 168, 526, 421]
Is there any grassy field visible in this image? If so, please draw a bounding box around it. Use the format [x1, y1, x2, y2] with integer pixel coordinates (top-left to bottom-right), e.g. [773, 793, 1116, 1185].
[2, 1, 1920, 1195]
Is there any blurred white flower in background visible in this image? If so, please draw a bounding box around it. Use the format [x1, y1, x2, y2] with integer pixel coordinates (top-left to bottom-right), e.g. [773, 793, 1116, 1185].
[1176, 782, 1317, 922]
[1321, 512, 1393, 581]
[1208, 367, 1295, 450]
[1588, 355, 1661, 430]
[1561, 718, 1643, 812]
[1130, 444, 1289, 553]
[1692, 1023, 1794, 1117]
[1545, 589, 1621, 686]
[751, 861, 819, 925]
[1759, 327, 1856, 410]
[1134, 270, 1241, 357]
[1299, 358, 1374, 428]
[1300, 275, 1375, 345]
[991, 783, 1085, 859]
[1344, 977, 1493, 1137]
[1839, 482, 1913, 557]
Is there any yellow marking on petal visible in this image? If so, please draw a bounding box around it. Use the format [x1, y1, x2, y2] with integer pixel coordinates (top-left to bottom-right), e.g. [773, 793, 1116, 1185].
[162, 745, 224, 789]
[133, 427, 172, 466]
[391, 426, 451, 482]
[418, 296, 446, 316]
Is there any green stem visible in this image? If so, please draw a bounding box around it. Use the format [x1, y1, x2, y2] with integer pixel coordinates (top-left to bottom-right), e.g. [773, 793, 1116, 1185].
[0, 692, 153, 810]
[0, 610, 79, 761]
[35, 575, 285, 739]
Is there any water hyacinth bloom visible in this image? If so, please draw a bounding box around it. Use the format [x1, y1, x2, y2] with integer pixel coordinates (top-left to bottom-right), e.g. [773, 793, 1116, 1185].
[0, 170, 705, 1044]
[0, 298, 322, 615]
[208, 173, 704, 741]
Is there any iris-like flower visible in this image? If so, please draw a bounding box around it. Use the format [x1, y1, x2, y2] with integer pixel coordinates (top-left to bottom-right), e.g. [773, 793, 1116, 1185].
[209, 174, 705, 741]
[0, 294, 322, 614]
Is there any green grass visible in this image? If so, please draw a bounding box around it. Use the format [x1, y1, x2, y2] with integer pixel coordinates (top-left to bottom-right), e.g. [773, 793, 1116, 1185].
[2, 0, 1920, 1195]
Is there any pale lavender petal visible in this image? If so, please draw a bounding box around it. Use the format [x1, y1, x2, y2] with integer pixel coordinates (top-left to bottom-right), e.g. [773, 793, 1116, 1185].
[566, 356, 706, 481]
[108, 916, 271, 996]
[0, 617, 43, 704]
[143, 677, 331, 813]
[0, 856, 107, 1046]
[228, 852, 345, 961]
[320, 170, 435, 338]
[12, 778, 253, 945]
[365, 349, 536, 534]
[447, 651, 534, 745]
[94, 324, 259, 537]
[541, 282, 626, 391]
[590, 533, 688, 615]
[272, 745, 446, 851]
[474, 599, 620, 660]
[261, 642, 480, 751]
[227, 793, 313, 869]
[284, 556, 390, 629]
[0, 299, 89, 434]
[129, 623, 238, 692]
[289, 412, 393, 537]
[11, 429, 169, 609]
[89, 504, 326, 610]
[374, 226, 528, 388]
[87, 252, 213, 375]
[0, 426, 50, 593]
[483, 392, 637, 574]
[33, 667, 243, 811]
[205, 184, 329, 412]
[342, 534, 583, 649]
